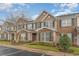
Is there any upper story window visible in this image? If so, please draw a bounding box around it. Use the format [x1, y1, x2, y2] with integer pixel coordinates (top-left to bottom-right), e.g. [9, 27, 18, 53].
[61, 19, 72, 27]
[40, 20, 54, 28]
[44, 21, 49, 27]
[17, 25, 21, 29]
[27, 24, 32, 30]
[36, 22, 41, 28]
[49, 20, 54, 28]
[17, 24, 25, 30]
[33, 23, 35, 29]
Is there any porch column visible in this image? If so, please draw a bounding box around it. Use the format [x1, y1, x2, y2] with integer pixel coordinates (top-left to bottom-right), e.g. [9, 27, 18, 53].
[16, 34, 19, 43]
[28, 32, 32, 41]
[37, 32, 39, 42]
[8, 33, 9, 40]
[9, 34, 11, 40]
[53, 31, 57, 45]
[14, 33, 16, 41]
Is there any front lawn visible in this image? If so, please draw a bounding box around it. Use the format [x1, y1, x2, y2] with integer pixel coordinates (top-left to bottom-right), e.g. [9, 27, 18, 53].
[70, 47, 79, 55]
[0, 40, 79, 55]
[25, 42, 79, 55]
[25, 42, 59, 52]
[0, 40, 10, 45]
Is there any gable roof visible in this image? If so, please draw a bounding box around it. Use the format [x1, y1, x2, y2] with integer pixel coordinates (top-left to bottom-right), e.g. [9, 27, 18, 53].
[16, 17, 28, 24]
[34, 11, 56, 22]
[3, 21, 15, 27]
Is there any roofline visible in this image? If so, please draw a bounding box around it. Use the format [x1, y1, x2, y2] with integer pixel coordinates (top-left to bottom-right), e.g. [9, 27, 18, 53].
[56, 12, 79, 17]
[34, 10, 56, 22]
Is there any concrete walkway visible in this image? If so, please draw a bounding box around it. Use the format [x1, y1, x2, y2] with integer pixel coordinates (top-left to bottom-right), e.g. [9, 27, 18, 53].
[0, 44, 75, 56]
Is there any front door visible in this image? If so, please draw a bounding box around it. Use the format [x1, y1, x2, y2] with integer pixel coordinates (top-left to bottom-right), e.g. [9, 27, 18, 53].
[32, 33, 37, 41]
[12, 33, 14, 40]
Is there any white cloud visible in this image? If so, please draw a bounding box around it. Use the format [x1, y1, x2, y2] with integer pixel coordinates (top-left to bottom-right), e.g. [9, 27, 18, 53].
[60, 3, 78, 10]
[32, 14, 39, 20]
[0, 3, 13, 10]
[0, 3, 30, 12]
[18, 3, 30, 9]
[54, 9, 77, 16]
[18, 3, 26, 6]
[67, 4, 78, 9]
[52, 3, 79, 16]
[55, 11, 68, 16]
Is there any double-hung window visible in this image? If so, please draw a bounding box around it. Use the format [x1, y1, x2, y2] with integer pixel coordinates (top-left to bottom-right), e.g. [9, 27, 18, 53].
[61, 19, 72, 27]
[27, 24, 32, 30]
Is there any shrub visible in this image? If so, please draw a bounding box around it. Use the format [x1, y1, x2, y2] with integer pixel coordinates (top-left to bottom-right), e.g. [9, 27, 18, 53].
[59, 34, 72, 52]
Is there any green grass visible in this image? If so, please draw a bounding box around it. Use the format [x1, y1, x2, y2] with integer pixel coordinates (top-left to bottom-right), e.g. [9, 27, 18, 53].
[0, 40, 10, 45]
[25, 42, 79, 55]
[26, 42, 59, 52]
[70, 47, 79, 55]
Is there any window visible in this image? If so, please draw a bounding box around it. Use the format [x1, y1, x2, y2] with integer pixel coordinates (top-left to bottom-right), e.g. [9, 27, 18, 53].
[46, 32, 51, 41]
[17, 25, 21, 29]
[61, 19, 72, 27]
[49, 21, 53, 28]
[27, 24, 32, 30]
[37, 23, 41, 28]
[43, 21, 49, 27]
[33, 23, 35, 29]
[20, 32, 27, 41]
[67, 19, 72, 26]
[45, 21, 49, 27]
[39, 32, 51, 42]
[41, 22, 44, 27]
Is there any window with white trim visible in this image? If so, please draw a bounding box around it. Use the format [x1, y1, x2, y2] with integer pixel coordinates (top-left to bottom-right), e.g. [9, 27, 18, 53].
[39, 32, 51, 42]
[61, 19, 72, 27]
[27, 24, 32, 30]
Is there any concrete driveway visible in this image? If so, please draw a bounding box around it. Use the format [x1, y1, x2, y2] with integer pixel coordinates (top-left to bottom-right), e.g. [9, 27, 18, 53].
[0, 46, 47, 56]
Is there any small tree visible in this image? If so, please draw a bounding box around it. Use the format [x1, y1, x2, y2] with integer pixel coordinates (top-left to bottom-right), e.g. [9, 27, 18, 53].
[59, 34, 72, 52]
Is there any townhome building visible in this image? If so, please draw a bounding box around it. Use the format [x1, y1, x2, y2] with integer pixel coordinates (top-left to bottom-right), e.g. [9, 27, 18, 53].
[57, 13, 79, 46]
[0, 11, 79, 46]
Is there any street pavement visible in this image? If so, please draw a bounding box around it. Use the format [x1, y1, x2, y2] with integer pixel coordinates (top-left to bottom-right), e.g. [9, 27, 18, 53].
[0, 46, 48, 56]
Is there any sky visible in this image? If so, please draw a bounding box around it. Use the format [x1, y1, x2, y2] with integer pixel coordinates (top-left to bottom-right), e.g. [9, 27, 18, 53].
[0, 3, 79, 24]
